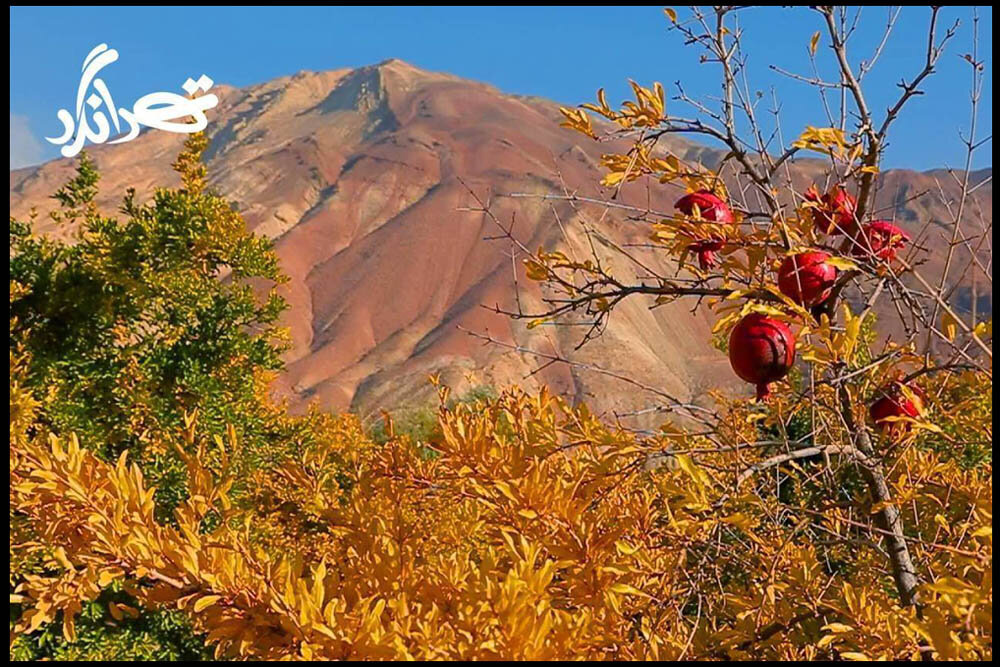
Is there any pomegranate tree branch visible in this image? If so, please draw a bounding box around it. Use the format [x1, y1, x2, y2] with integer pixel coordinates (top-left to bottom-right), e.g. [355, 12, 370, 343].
[836, 382, 921, 609]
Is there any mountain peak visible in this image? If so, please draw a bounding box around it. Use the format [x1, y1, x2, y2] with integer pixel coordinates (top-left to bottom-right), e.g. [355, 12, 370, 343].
[375, 57, 410, 68]
[369, 58, 431, 75]
[364, 58, 463, 86]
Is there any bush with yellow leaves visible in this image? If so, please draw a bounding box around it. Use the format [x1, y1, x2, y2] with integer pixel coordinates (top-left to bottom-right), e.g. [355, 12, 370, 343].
[11, 357, 992, 659]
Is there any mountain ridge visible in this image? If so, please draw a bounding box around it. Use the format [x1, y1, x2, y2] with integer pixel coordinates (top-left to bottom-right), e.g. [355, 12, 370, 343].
[10, 59, 992, 426]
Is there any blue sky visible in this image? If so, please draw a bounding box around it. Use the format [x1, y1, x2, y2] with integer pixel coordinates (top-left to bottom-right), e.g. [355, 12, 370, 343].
[10, 6, 992, 171]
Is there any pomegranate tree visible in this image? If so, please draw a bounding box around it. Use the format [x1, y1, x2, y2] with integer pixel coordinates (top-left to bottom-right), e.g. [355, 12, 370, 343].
[505, 6, 990, 640]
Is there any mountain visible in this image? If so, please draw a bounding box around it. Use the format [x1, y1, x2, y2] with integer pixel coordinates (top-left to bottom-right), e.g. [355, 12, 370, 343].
[9, 60, 992, 426]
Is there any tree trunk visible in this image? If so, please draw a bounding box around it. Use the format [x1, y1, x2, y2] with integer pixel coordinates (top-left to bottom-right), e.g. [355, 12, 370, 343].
[838, 384, 920, 607]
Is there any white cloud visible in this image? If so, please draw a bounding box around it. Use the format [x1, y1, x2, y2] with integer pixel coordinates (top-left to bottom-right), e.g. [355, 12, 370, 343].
[10, 112, 44, 170]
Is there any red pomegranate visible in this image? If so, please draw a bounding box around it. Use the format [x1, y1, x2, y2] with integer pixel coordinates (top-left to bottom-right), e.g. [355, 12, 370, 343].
[674, 190, 735, 270]
[777, 251, 838, 307]
[729, 313, 797, 401]
[869, 381, 927, 434]
[806, 185, 858, 235]
[852, 221, 910, 263]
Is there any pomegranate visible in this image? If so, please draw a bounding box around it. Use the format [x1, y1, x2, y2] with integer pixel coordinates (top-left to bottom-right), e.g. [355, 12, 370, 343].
[806, 185, 857, 235]
[729, 313, 797, 401]
[777, 251, 838, 307]
[852, 221, 910, 263]
[674, 190, 735, 270]
[869, 381, 927, 434]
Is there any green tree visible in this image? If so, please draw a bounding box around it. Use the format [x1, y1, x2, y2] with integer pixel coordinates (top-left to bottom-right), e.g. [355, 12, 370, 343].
[10, 135, 303, 660]
[10, 136, 293, 497]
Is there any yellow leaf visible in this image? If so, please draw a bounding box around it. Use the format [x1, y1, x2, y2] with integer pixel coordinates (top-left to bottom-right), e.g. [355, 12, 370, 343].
[493, 480, 518, 502]
[809, 31, 821, 56]
[610, 583, 648, 597]
[825, 256, 859, 272]
[793, 126, 848, 152]
[925, 577, 972, 595]
[721, 513, 755, 531]
[601, 171, 626, 187]
[942, 310, 960, 341]
[615, 540, 640, 556]
[62, 615, 77, 642]
[524, 259, 549, 281]
[822, 622, 854, 634]
[52, 546, 74, 570]
[664, 7, 678, 23]
[910, 419, 943, 434]
[193, 595, 222, 613]
[971, 525, 992, 539]
[674, 454, 711, 489]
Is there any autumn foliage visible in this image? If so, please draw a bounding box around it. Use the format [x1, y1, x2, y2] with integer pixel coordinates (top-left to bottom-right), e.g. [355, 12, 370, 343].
[9, 6, 995, 662]
[11, 353, 993, 659]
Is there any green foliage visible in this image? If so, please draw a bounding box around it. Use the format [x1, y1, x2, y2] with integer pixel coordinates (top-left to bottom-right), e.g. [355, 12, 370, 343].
[51, 152, 100, 215]
[8, 136, 308, 661]
[10, 594, 210, 662]
[10, 137, 290, 487]
[917, 372, 993, 469]
[854, 309, 877, 368]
